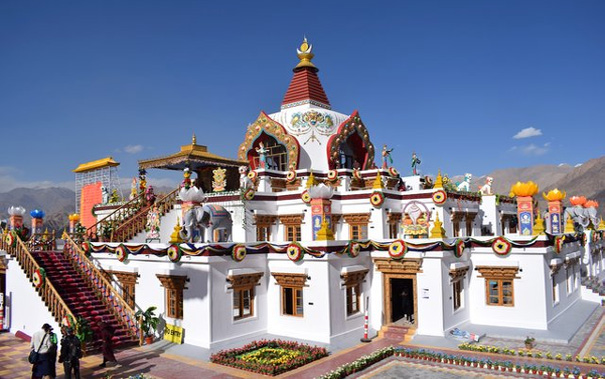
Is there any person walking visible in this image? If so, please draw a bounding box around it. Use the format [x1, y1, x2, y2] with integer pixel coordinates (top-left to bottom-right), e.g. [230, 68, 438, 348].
[30, 323, 57, 379]
[58, 327, 82, 379]
[99, 320, 117, 367]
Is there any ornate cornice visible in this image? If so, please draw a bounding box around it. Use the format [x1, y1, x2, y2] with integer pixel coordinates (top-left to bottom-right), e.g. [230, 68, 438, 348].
[373, 257, 423, 274]
[387, 212, 402, 224]
[278, 214, 304, 225]
[449, 266, 470, 282]
[254, 215, 278, 226]
[227, 272, 264, 289]
[341, 269, 369, 287]
[156, 274, 188, 290]
[271, 272, 308, 287]
[476, 266, 520, 280]
[343, 213, 371, 224]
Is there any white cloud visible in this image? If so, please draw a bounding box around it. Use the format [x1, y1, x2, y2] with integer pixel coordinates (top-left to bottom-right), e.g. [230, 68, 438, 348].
[520, 143, 550, 156]
[513, 127, 543, 139]
[124, 145, 144, 154]
[575, 163, 583, 168]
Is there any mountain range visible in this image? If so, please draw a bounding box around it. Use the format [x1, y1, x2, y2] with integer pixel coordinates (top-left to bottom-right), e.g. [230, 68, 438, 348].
[1, 156, 603, 232]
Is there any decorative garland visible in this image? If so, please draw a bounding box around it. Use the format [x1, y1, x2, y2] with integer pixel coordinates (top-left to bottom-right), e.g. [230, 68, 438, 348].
[370, 191, 385, 207]
[352, 168, 361, 180]
[62, 315, 75, 328]
[301, 190, 311, 204]
[116, 245, 128, 262]
[243, 187, 255, 201]
[81, 241, 90, 254]
[286, 170, 297, 183]
[388, 240, 407, 259]
[454, 239, 465, 258]
[247, 170, 258, 181]
[232, 244, 247, 262]
[5, 232, 15, 248]
[388, 167, 399, 177]
[32, 268, 46, 288]
[286, 242, 304, 262]
[432, 190, 447, 205]
[327, 170, 338, 181]
[348, 241, 361, 258]
[167, 244, 182, 263]
[492, 237, 512, 256]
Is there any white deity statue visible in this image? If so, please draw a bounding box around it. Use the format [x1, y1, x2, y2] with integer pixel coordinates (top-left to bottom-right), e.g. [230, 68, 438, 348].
[479, 176, 494, 196]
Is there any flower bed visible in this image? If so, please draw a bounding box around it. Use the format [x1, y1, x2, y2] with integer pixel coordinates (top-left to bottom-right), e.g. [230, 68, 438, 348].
[210, 339, 328, 376]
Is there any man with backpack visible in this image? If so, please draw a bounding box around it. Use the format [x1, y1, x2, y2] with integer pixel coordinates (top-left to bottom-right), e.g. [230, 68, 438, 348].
[58, 327, 82, 379]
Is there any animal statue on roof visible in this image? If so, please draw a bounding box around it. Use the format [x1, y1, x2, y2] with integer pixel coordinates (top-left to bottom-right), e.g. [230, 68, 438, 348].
[239, 166, 253, 190]
[479, 177, 494, 196]
[178, 186, 232, 243]
[456, 173, 472, 192]
[101, 186, 110, 205]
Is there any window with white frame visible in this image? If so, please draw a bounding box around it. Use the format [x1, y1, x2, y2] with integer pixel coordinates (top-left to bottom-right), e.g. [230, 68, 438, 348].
[341, 269, 368, 317]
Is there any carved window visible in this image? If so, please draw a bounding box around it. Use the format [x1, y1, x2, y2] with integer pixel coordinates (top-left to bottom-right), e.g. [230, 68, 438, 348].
[255, 215, 277, 242]
[272, 273, 308, 317]
[477, 266, 519, 307]
[387, 212, 402, 239]
[451, 212, 464, 238]
[342, 269, 368, 316]
[465, 213, 477, 237]
[108, 271, 139, 308]
[156, 274, 188, 319]
[344, 213, 371, 240]
[228, 272, 263, 320]
[449, 267, 468, 311]
[279, 215, 303, 242]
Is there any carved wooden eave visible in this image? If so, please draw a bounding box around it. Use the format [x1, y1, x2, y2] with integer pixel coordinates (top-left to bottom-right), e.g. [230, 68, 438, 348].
[373, 257, 423, 274]
[476, 266, 520, 280]
[278, 214, 304, 225]
[107, 270, 139, 285]
[254, 215, 278, 226]
[387, 212, 402, 225]
[156, 274, 189, 290]
[343, 213, 371, 224]
[331, 214, 342, 227]
[341, 269, 369, 287]
[450, 211, 465, 222]
[465, 212, 478, 222]
[449, 266, 470, 282]
[271, 272, 309, 287]
[227, 272, 264, 289]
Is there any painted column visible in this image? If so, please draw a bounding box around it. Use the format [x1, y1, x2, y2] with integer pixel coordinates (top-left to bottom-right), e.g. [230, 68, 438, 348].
[311, 198, 331, 240]
[511, 181, 539, 236]
[543, 189, 566, 235]
[7, 206, 26, 231]
[30, 210, 45, 236]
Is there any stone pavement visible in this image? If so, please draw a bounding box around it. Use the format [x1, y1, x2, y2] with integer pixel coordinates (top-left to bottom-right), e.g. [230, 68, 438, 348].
[356, 358, 520, 378]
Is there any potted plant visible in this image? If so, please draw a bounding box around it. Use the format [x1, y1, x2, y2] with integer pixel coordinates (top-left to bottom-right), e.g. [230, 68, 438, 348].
[75, 316, 94, 355]
[525, 336, 535, 349]
[135, 306, 160, 345]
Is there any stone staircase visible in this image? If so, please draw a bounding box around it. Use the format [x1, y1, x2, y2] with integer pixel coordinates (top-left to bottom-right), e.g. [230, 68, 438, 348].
[582, 277, 605, 296]
[380, 324, 416, 343]
[31, 250, 138, 351]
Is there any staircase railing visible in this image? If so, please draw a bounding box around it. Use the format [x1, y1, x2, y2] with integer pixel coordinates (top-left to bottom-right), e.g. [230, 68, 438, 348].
[27, 231, 57, 251]
[62, 232, 139, 339]
[87, 192, 145, 240]
[0, 231, 77, 327]
[111, 187, 180, 242]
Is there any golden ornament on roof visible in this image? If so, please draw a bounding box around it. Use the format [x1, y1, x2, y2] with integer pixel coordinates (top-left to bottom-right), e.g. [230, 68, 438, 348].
[510, 181, 539, 197]
[68, 213, 80, 222]
[295, 37, 317, 69]
[542, 188, 566, 201]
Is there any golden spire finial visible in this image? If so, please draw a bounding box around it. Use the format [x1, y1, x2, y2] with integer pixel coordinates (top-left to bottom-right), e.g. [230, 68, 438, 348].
[533, 211, 545, 235]
[295, 37, 317, 70]
[373, 172, 384, 189]
[434, 170, 444, 189]
[430, 212, 446, 239]
[192, 133, 197, 145]
[306, 172, 317, 189]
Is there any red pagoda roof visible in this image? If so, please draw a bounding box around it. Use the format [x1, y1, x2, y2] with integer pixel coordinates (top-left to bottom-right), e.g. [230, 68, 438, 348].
[281, 38, 331, 110]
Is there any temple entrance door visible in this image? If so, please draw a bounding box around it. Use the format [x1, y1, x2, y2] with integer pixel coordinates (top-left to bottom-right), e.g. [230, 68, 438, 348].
[390, 278, 415, 325]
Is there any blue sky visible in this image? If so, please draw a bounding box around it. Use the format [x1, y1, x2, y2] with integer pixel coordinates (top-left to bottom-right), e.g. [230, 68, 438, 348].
[1, 1, 604, 191]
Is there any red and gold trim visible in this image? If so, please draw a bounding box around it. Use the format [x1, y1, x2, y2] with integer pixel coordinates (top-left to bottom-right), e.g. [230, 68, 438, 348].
[326, 111, 375, 170]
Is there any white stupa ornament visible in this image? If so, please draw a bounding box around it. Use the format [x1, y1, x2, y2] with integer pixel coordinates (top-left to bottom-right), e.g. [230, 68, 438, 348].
[8, 206, 26, 216]
[179, 187, 206, 203]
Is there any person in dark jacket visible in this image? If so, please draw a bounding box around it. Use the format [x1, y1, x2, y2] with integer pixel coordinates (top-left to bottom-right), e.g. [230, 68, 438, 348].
[99, 320, 117, 367]
[58, 327, 82, 379]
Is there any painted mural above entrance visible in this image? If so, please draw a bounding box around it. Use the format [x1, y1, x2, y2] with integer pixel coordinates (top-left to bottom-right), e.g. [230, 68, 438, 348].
[289, 110, 335, 136]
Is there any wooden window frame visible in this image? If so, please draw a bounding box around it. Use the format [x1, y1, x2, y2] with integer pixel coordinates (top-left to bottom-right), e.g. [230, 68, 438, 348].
[279, 214, 303, 242]
[272, 272, 308, 318]
[387, 212, 402, 239]
[227, 272, 263, 321]
[341, 269, 369, 317]
[449, 266, 468, 311]
[465, 213, 477, 237]
[255, 215, 277, 242]
[156, 274, 188, 319]
[477, 266, 519, 307]
[451, 212, 464, 238]
[344, 213, 371, 240]
[108, 271, 139, 308]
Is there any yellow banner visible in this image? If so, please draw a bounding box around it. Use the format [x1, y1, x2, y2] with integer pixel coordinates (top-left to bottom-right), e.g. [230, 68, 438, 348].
[163, 324, 184, 344]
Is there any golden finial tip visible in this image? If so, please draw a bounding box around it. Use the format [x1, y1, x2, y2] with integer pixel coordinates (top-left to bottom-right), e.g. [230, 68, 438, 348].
[192, 133, 197, 145]
[295, 37, 316, 69]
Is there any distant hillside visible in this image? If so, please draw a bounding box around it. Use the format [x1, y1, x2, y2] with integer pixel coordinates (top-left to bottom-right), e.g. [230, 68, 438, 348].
[0, 187, 75, 232]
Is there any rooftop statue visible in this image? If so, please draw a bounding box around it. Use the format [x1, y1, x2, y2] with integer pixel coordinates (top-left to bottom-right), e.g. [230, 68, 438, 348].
[411, 152, 421, 175]
[381, 145, 393, 169]
[479, 176, 494, 195]
[457, 173, 472, 192]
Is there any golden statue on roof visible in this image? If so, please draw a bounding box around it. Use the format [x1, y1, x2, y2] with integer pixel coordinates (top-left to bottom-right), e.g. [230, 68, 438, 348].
[296, 37, 316, 69]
